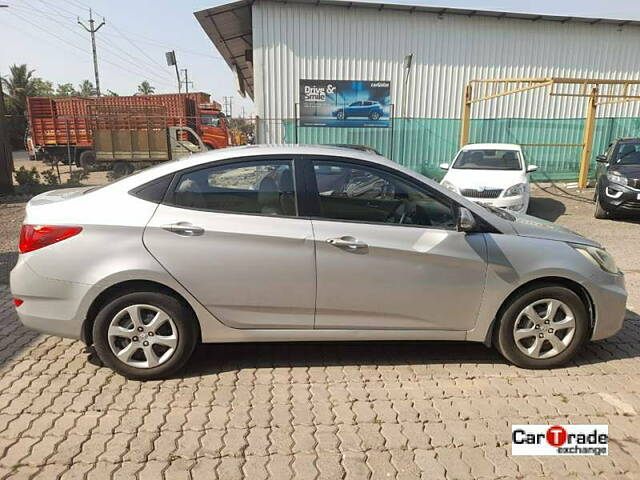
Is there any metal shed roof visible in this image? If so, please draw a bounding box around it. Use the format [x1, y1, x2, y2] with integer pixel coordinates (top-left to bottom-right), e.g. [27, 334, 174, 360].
[194, 0, 640, 101]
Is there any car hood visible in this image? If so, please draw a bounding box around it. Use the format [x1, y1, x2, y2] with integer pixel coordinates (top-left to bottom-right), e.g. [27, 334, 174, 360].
[506, 211, 600, 247]
[610, 163, 640, 177]
[443, 168, 526, 189]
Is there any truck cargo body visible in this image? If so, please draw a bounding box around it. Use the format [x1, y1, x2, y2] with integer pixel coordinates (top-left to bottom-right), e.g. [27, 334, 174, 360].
[26, 93, 228, 164]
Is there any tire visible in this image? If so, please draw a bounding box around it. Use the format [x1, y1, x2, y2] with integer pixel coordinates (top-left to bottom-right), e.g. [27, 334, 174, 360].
[336, 111, 345, 120]
[369, 111, 381, 120]
[92, 291, 198, 380]
[112, 161, 134, 179]
[494, 284, 589, 369]
[78, 150, 96, 172]
[594, 192, 609, 219]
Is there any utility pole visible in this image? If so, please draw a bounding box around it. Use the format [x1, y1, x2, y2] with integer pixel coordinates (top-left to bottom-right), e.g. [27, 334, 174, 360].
[0, 5, 13, 193]
[0, 70, 13, 194]
[181, 69, 193, 94]
[78, 9, 105, 96]
[223, 96, 233, 118]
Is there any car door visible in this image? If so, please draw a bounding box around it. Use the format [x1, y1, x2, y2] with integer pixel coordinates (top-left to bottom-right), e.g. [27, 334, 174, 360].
[143, 157, 316, 329]
[307, 158, 488, 331]
[346, 101, 362, 116]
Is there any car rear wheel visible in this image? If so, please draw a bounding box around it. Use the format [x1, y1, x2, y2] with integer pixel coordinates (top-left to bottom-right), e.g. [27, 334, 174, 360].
[369, 111, 380, 120]
[494, 284, 589, 369]
[93, 291, 198, 380]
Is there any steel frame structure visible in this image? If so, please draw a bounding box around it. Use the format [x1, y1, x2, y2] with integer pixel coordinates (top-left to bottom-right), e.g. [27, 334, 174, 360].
[459, 78, 640, 187]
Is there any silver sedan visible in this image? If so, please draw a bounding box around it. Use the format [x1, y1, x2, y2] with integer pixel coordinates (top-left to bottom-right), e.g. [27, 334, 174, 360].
[11, 145, 626, 379]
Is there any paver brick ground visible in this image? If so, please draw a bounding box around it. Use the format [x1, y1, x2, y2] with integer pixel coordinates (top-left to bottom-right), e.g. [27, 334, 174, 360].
[0, 185, 639, 478]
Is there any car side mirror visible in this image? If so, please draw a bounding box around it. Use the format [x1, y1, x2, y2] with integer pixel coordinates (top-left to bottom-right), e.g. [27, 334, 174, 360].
[596, 155, 608, 163]
[526, 165, 538, 173]
[439, 163, 450, 170]
[457, 207, 477, 233]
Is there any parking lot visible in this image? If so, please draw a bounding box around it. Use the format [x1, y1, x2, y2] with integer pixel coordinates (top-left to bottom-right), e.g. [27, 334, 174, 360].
[0, 184, 639, 479]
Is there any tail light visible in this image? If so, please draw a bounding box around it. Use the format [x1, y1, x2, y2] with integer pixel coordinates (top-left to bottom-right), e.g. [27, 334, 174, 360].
[19, 225, 82, 253]
[13, 298, 24, 307]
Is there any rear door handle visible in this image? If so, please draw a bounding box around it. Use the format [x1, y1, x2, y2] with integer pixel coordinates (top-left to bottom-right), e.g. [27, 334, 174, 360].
[161, 222, 204, 236]
[326, 236, 368, 250]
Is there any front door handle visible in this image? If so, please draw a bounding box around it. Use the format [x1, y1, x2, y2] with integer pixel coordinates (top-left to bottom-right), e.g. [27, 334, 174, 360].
[326, 236, 368, 250]
[161, 222, 204, 236]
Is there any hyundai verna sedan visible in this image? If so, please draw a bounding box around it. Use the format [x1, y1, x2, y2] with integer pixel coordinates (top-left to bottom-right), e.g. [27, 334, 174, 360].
[440, 144, 537, 214]
[11, 145, 626, 379]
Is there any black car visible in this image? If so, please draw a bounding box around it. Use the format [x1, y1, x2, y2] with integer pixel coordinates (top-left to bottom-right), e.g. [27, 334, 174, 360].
[594, 138, 640, 219]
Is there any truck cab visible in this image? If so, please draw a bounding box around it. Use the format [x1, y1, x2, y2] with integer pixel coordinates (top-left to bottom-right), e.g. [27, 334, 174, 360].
[197, 103, 230, 150]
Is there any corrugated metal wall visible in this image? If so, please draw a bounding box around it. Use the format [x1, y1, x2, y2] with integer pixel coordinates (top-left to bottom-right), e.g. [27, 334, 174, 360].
[252, 1, 640, 179]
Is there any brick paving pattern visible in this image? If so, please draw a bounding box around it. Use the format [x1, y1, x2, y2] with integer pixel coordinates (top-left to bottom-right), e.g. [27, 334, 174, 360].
[0, 284, 639, 479]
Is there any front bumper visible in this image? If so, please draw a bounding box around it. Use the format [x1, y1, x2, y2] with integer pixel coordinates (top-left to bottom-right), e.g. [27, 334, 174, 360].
[599, 182, 640, 214]
[10, 256, 90, 339]
[587, 269, 627, 341]
[465, 194, 529, 213]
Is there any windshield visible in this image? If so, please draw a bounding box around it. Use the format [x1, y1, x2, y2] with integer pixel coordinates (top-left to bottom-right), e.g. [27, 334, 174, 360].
[452, 149, 522, 170]
[612, 141, 640, 165]
[200, 114, 221, 127]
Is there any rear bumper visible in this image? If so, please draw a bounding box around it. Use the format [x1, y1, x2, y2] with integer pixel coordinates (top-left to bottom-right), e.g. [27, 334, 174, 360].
[10, 256, 89, 340]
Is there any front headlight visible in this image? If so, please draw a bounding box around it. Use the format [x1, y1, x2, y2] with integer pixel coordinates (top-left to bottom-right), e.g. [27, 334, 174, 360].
[504, 183, 526, 197]
[441, 180, 459, 194]
[607, 172, 628, 186]
[573, 245, 620, 274]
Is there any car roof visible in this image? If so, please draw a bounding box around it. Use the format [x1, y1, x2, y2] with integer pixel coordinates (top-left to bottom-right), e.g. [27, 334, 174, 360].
[106, 144, 400, 191]
[461, 143, 522, 150]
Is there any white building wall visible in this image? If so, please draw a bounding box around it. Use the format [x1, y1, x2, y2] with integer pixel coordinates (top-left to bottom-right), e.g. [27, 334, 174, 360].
[253, 0, 640, 141]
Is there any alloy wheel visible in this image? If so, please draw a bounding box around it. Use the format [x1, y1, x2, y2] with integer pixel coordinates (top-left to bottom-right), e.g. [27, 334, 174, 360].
[512, 298, 576, 359]
[107, 304, 179, 369]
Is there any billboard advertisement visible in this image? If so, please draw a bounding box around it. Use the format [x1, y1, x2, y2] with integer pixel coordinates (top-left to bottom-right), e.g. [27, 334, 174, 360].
[299, 80, 391, 128]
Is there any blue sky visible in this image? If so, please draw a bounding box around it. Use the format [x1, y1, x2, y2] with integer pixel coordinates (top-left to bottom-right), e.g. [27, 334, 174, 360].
[2, 0, 640, 117]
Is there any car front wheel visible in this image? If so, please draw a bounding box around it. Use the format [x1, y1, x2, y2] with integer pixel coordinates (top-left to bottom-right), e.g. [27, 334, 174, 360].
[92, 291, 198, 380]
[494, 284, 589, 369]
[594, 192, 609, 219]
[369, 111, 380, 120]
[336, 111, 345, 120]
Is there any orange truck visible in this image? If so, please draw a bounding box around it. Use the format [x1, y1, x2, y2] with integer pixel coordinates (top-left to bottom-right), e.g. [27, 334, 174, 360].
[26, 93, 231, 167]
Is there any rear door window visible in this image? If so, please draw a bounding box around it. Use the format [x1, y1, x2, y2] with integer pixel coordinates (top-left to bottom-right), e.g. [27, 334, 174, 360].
[169, 159, 297, 216]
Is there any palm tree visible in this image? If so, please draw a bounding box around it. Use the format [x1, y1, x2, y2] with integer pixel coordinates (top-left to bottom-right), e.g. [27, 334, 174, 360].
[1, 64, 52, 148]
[137, 81, 155, 95]
[77, 80, 97, 97]
[1, 64, 36, 113]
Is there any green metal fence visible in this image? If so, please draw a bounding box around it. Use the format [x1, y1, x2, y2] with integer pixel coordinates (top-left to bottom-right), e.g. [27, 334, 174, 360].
[283, 117, 640, 181]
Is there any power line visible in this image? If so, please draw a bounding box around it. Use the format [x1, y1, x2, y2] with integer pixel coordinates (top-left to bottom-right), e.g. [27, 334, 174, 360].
[15, 2, 177, 84]
[6, 9, 177, 90]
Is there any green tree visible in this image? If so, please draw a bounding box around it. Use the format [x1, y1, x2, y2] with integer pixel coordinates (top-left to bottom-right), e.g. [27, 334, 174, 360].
[31, 78, 54, 96]
[55, 83, 77, 97]
[105, 89, 119, 96]
[136, 81, 155, 95]
[77, 80, 96, 97]
[1, 64, 52, 148]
